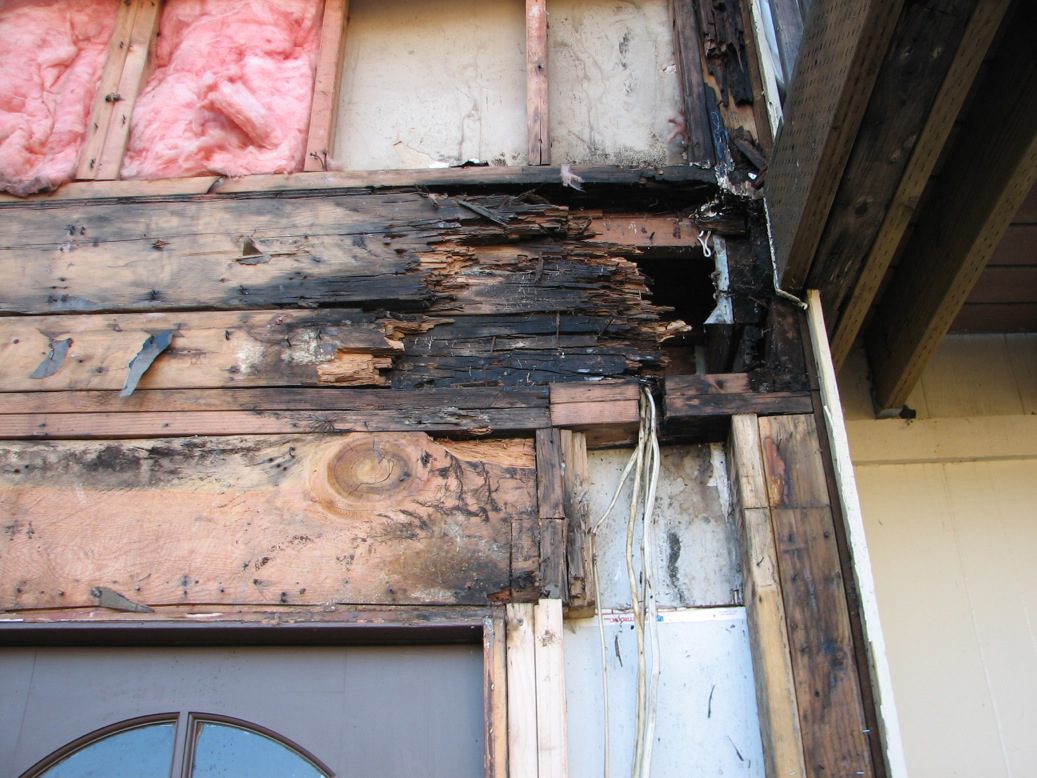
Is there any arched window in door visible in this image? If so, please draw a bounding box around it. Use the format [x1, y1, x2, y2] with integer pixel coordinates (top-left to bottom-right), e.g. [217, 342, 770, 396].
[25, 714, 332, 778]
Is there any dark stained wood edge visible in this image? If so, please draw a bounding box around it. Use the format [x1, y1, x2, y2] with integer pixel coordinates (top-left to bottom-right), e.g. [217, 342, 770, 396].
[483, 611, 509, 778]
[535, 428, 565, 519]
[670, 0, 715, 165]
[526, 0, 550, 166]
[0, 165, 718, 204]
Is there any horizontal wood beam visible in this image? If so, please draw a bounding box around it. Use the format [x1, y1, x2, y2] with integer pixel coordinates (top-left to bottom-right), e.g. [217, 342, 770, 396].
[867, 5, 1037, 409]
[766, 0, 904, 289]
[0, 165, 718, 203]
[828, 1, 1009, 366]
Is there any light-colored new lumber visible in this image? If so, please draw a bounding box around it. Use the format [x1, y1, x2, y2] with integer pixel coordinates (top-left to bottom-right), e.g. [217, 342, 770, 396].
[304, 0, 350, 172]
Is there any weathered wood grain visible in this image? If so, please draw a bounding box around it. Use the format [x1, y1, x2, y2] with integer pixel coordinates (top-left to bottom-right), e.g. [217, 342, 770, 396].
[728, 415, 807, 778]
[560, 430, 591, 611]
[0, 433, 536, 610]
[671, 0, 716, 165]
[534, 599, 568, 778]
[0, 310, 401, 392]
[758, 414, 874, 777]
[484, 612, 509, 778]
[505, 603, 538, 776]
[526, 0, 549, 165]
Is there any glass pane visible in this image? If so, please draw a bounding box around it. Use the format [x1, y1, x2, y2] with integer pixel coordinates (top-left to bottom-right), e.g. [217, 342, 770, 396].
[36, 722, 175, 778]
[191, 722, 327, 778]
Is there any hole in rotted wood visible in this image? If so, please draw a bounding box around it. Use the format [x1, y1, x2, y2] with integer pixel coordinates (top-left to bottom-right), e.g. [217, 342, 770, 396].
[633, 253, 715, 371]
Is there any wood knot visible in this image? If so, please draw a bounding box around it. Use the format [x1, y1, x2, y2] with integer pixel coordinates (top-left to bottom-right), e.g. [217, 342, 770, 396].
[312, 433, 431, 516]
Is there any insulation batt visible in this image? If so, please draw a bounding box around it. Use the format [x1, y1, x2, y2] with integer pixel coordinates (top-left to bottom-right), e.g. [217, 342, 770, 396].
[122, 0, 321, 179]
[0, 0, 117, 196]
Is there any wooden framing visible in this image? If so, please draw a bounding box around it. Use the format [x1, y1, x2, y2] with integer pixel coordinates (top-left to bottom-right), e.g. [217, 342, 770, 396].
[525, 0, 550, 166]
[866, 3, 1037, 409]
[303, 0, 350, 172]
[766, 0, 904, 288]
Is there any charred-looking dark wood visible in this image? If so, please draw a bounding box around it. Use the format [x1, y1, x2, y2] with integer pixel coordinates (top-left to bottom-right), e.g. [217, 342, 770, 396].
[0, 433, 537, 610]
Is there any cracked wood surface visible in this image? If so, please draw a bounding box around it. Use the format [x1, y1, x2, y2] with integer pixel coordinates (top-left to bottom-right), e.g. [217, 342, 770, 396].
[0, 433, 536, 611]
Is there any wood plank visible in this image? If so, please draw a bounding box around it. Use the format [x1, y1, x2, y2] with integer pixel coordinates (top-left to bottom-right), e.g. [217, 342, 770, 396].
[505, 603, 539, 778]
[533, 598, 567, 778]
[758, 414, 874, 777]
[829, 2, 1010, 366]
[549, 399, 640, 430]
[806, 291, 908, 777]
[867, 5, 1037, 408]
[808, 0, 982, 330]
[0, 433, 536, 610]
[0, 310, 400, 393]
[0, 164, 718, 203]
[951, 302, 1037, 334]
[484, 612, 509, 778]
[94, 0, 162, 180]
[550, 379, 639, 405]
[560, 430, 591, 611]
[766, 0, 904, 289]
[0, 408, 549, 440]
[538, 519, 566, 601]
[304, 0, 350, 172]
[77, 0, 142, 180]
[526, 0, 549, 165]
[535, 428, 565, 519]
[511, 518, 541, 604]
[664, 373, 813, 421]
[0, 386, 548, 414]
[670, 0, 715, 165]
[729, 415, 806, 778]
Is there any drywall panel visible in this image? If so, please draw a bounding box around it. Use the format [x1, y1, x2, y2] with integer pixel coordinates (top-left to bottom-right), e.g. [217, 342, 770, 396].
[565, 608, 765, 777]
[548, 0, 684, 165]
[854, 460, 1037, 778]
[334, 0, 526, 170]
[586, 444, 741, 609]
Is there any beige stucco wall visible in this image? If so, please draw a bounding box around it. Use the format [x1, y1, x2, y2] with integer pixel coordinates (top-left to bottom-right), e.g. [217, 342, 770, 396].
[840, 334, 1037, 777]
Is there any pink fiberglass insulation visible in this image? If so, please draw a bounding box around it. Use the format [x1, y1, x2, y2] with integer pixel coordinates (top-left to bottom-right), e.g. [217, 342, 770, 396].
[0, 0, 117, 196]
[122, 0, 322, 179]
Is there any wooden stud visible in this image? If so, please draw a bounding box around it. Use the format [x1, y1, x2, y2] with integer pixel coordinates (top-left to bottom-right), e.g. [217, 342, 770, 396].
[94, 0, 162, 181]
[533, 598, 567, 778]
[304, 0, 350, 172]
[867, 5, 1037, 409]
[536, 428, 565, 520]
[505, 602, 539, 777]
[766, 0, 904, 289]
[729, 415, 806, 778]
[560, 430, 591, 612]
[758, 414, 874, 777]
[483, 612, 509, 778]
[670, 0, 715, 165]
[526, 0, 550, 165]
[77, 0, 142, 180]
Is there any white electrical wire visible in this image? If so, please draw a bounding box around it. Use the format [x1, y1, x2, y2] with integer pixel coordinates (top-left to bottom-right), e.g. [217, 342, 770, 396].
[588, 387, 664, 778]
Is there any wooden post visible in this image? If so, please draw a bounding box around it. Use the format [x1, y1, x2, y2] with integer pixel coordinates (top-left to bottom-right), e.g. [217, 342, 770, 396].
[304, 0, 350, 172]
[484, 612, 509, 778]
[534, 599, 567, 778]
[526, 0, 550, 165]
[94, 0, 162, 181]
[729, 414, 807, 778]
[506, 602, 539, 776]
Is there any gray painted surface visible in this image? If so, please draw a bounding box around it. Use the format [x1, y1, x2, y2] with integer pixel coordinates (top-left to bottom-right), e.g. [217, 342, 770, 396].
[0, 645, 484, 778]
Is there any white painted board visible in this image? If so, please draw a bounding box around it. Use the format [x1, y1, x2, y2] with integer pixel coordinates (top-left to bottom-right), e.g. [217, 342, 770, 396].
[565, 608, 765, 777]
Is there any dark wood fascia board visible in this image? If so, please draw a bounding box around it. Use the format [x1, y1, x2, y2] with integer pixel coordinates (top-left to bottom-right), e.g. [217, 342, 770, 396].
[866, 3, 1037, 409]
[765, 0, 905, 290]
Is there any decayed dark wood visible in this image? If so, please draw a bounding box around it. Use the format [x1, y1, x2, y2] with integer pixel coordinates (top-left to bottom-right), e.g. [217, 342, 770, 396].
[304, 0, 350, 172]
[830, 2, 1010, 366]
[526, 0, 549, 166]
[560, 430, 591, 612]
[538, 519, 566, 601]
[867, 4, 1037, 408]
[535, 429, 564, 520]
[0, 433, 536, 611]
[758, 414, 873, 777]
[767, 0, 905, 288]
[670, 0, 716, 165]
[1, 165, 718, 203]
